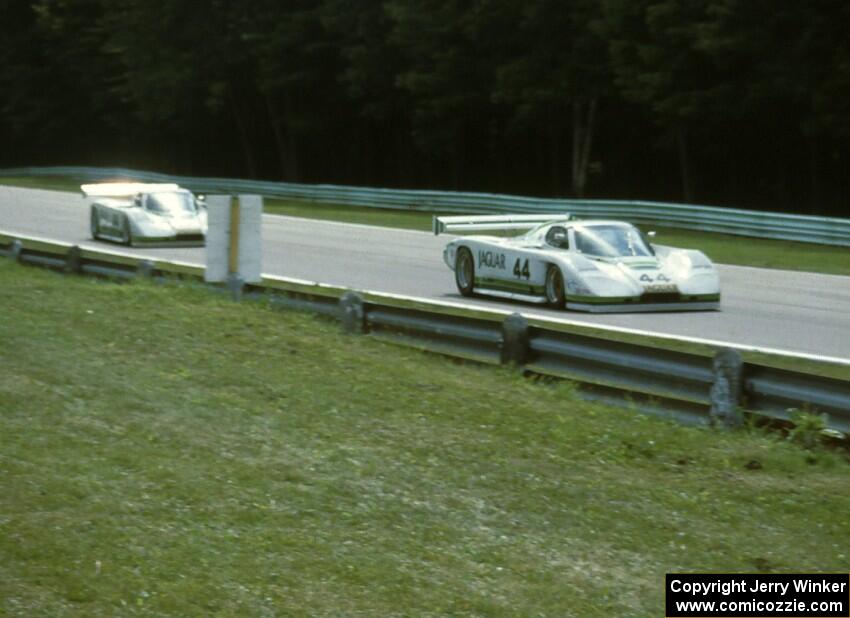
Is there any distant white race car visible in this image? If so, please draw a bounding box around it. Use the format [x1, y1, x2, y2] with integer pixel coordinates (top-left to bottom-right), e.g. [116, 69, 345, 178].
[435, 214, 720, 312]
[83, 182, 207, 247]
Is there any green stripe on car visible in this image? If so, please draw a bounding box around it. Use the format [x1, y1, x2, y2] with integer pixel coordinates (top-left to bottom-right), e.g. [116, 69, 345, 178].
[475, 277, 545, 295]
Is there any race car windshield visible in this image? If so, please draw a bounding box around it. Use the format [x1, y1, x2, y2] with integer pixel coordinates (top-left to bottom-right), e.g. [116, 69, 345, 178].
[147, 192, 196, 216]
[574, 225, 654, 257]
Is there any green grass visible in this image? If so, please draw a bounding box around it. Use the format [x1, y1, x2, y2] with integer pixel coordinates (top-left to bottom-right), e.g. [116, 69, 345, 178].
[643, 225, 850, 276]
[1, 259, 849, 617]
[3, 174, 850, 276]
[0, 175, 84, 193]
[265, 197, 437, 231]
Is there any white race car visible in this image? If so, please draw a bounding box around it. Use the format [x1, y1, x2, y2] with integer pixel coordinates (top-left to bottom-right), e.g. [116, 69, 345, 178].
[436, 214, 720, 312]
[83, 182, 207, 247]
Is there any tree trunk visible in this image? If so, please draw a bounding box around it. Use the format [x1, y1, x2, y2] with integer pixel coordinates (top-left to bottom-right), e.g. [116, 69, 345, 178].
[228, 86, 257, 178]
[395, 117, 408, 185]
[265, 95, 288, 180]
[676, 123, 693, 203]
[549, 107, 561, 194]
[283, 93, 300, 182]
[450, 137, 461, 189]
[808, 135, 821, 214]
[571, 96, 597, 197]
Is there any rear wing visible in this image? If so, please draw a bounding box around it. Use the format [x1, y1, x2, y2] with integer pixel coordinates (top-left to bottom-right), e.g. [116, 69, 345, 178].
[432, 213, 570, 235]
[81, 182, 181, 198]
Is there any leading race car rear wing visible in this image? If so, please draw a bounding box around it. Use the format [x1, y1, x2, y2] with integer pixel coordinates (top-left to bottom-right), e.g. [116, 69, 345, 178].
[81, 182, 182, 198]
[432, 213, 570, 235]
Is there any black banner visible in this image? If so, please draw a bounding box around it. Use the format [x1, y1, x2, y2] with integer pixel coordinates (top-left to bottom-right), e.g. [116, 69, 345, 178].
[666, 574, 849, 617]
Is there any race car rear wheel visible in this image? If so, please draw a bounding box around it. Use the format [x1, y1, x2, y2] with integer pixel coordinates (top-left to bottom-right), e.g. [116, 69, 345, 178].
[90, 209, 99, 240]
[545, 265, 566, 309]
[455, 247, 475, 296]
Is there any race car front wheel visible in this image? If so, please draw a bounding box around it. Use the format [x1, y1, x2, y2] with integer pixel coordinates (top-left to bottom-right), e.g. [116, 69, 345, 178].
[90, 209, 99, 240]
[120, 215, 132, 245]
[455, 247, 475, 297]
[545, 265, 566, 309]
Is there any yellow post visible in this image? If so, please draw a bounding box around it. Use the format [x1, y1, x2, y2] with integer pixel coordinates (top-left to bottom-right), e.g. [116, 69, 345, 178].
[228, 196, 240, 275]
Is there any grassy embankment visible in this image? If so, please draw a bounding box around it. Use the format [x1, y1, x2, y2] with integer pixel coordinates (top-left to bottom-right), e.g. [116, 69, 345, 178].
[1, 259, 849, 616]
[2, 174, 850, 277]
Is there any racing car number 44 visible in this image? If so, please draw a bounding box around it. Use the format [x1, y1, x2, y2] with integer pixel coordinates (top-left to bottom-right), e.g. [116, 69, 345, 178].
[434, 214, 720, 313]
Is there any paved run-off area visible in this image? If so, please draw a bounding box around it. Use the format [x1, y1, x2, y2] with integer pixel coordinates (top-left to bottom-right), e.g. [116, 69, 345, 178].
[2, 185, 849, 358]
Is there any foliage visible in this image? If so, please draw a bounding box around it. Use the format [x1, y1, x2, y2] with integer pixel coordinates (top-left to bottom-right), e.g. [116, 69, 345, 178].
[1, 1, 849, 213]
[787, 409, 830, 450]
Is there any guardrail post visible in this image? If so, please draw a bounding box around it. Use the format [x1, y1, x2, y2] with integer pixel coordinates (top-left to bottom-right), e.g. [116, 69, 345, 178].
[137, 259, 155, 278]
[710, 348, 744, 427]
[227, 273, 244, 301]
[339, 292, 366, 334]
[10, 239, 22, 262]
[500, 313, 530, 366]
[65, 245, 82, 274]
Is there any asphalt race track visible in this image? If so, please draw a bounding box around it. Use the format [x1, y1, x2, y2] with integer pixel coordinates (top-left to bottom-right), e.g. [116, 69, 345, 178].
[2, 185, 849, 358]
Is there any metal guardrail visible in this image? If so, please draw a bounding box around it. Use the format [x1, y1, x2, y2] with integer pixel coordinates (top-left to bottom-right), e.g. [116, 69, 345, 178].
[3, 166, 850, 246]
[2, 229, 848, 434]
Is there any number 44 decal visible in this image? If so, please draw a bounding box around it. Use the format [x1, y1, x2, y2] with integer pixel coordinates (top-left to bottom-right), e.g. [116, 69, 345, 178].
[513, 258, 530, 280]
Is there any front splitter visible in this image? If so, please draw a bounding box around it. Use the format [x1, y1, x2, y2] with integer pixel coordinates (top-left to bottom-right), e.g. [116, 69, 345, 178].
[566, 301, 720, 313]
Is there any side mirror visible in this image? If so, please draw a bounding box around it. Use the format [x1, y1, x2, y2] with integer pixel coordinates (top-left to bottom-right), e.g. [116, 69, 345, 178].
[545, 226, 569, 249]
[647, 230, 657, 238]
[134, 195, 142, 207]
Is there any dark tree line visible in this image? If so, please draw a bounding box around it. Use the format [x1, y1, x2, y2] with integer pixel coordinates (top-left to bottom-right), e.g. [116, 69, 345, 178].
[2, 0, 849, 215]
